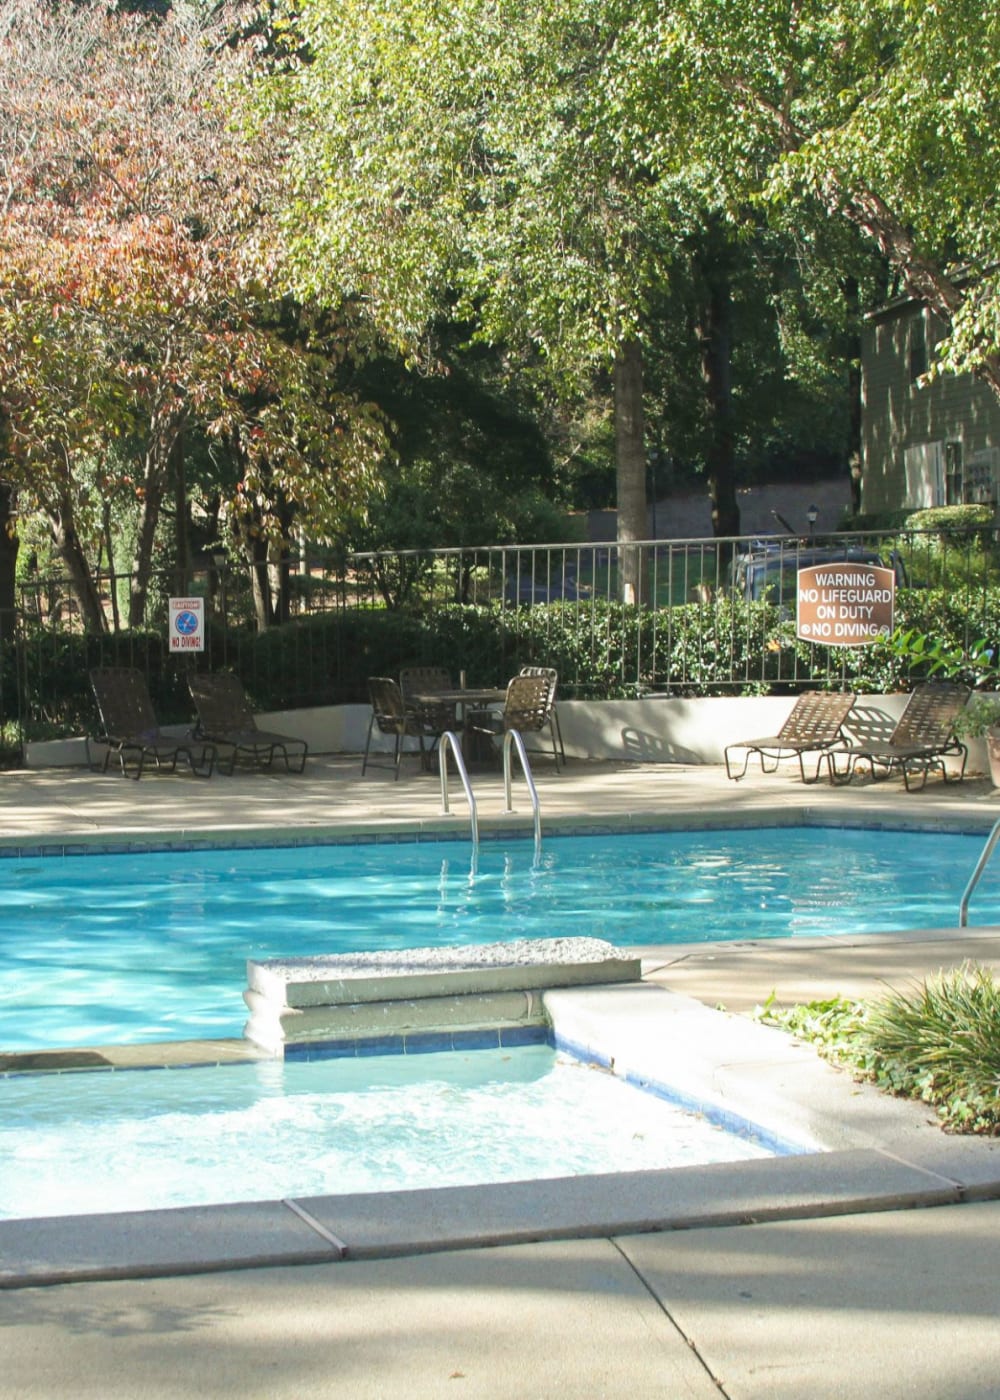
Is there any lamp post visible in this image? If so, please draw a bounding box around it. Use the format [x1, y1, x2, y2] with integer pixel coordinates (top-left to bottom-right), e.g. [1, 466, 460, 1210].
[807, 504, 818, 541]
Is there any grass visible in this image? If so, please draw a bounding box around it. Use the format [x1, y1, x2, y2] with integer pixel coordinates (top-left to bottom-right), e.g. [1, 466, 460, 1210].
[757, 963, 1000, 1135]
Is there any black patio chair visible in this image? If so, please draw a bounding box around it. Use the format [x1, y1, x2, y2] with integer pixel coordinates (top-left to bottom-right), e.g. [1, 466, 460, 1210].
[468, 672, 562, 769]
[826, 681, 969, 791]
[518, 665, 566, 765]
[87, 667, 215, 780]
[187, 672, 307, 775]
[362, 676, 447, 779]
[724, 691, 857, 784]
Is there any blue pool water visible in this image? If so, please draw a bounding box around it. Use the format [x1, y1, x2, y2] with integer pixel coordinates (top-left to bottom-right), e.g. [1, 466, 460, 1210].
[1, 826, 996, 1051]
[0, 1045, 780, 1220]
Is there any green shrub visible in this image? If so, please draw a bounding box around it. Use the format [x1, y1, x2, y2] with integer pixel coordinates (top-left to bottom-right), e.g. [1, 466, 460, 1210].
[861, 965, 1000, 1133]
[759, 966, 1000, 1135]
[16, 579, 1000, 740]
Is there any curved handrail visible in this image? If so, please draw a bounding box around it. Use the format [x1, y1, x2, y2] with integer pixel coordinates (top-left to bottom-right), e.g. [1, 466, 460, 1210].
[503, 729, 541, 855]
[959, 817, 1000, 926]
[438, 732, 479, 848]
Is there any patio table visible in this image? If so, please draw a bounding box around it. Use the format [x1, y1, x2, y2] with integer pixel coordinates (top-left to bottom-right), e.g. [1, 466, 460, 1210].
[410, 686, 508, 765]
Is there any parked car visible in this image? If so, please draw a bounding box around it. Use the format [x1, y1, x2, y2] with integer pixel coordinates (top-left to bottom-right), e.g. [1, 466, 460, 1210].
[504, 568, 590, 604]
[729, 542, 903, 604]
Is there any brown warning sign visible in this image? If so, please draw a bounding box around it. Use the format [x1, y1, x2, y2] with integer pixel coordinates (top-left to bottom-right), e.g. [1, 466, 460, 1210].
[796, 563, 895, 646]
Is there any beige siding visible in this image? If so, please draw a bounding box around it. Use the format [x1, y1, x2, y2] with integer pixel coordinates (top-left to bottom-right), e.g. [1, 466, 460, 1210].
[861, 303, 1000, 514]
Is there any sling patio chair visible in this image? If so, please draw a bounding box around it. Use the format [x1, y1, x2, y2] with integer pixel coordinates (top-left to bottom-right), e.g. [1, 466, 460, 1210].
[362, 676, 447, 779]
[468, 671, 562, 769]
[87, 666, 215, 780]
[825, 681, 970, 791]
[724, 690, 856, 784]
[399, 666, 457, 737]
[517, 665, 566, 765]
[187, 672, 307, 775]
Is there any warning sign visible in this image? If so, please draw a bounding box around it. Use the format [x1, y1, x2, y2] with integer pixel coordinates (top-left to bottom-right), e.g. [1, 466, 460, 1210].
[796, 563, 895, 647]
[168, 596, 205, 652]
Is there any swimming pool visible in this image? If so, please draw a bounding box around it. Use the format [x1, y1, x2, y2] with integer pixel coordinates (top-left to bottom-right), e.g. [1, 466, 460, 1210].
[2, 825, 996, 1051]
[0, 1044, 783, 1220]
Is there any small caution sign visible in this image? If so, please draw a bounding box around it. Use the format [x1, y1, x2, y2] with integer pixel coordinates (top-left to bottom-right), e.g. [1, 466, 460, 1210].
[796, 563, 894, 647]
[168, 597, 205, 652]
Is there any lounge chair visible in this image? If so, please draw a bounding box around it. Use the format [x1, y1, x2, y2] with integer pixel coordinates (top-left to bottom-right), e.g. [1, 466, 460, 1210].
[724, 690, 856, 784]
[87, 666, 215, 779]
[187, 672, 307, 775]
[826, 681, 969, 791]
[362, 676, 446, 778]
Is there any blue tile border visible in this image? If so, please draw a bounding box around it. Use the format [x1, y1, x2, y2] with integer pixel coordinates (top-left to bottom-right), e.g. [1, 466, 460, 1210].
[0, 814, 992, 861]
[284, 1025, 550, 1063]
[551, 1030, 810, 1159]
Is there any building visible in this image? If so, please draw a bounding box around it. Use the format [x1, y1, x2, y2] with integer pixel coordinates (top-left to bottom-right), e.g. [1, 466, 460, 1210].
[861, 297, 1000, 514]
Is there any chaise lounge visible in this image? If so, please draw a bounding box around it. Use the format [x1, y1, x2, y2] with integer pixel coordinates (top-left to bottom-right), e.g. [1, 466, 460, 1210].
[825, 680, 969, 791]
[87, 666, 215, 779]
[187, 672, 308, 775]
[724, 690, 856, 784]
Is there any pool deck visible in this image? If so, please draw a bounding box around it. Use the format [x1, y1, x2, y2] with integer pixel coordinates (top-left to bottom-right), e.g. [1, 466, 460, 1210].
[3, 756, 1000, 1397]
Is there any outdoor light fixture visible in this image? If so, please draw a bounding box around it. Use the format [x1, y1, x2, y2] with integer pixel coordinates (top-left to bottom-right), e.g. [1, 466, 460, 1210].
[807, 504, 818, 539]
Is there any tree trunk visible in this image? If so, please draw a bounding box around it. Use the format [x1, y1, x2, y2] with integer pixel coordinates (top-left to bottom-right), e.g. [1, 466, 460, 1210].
[613, 338, 647, 605]
[271, 494, 295, 625]
[236, 513, 274, 630]
[101, 499, 121, 631]
[48, 489, 108, 634]
[695, 232, 740, 546]
[0, 480, 18, 617]
[171, 425, 190, 599]
[842, 276, 863, 517]
[129, 408, 185, 628]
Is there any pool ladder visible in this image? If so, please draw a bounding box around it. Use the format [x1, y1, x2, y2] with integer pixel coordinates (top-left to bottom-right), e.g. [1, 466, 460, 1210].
[438, 730, 541, 855]
[959, 815, 1000, 926]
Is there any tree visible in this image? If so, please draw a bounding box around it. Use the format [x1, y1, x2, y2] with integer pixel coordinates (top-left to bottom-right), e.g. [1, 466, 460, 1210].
[647, 0, 1000, 400]
[343, 338, 564, 605]
[0, 0, 386, 629]
[261, 0, 693, 597]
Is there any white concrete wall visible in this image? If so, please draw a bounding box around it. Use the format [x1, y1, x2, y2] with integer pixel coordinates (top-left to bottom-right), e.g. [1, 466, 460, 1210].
[25, 692, 978, 772]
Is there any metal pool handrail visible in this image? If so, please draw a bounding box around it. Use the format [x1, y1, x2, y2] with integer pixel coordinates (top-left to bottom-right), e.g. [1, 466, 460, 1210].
[438, 732, 479, 848]
[503, 729, 541, 855]
[959, 817, 1000, 926]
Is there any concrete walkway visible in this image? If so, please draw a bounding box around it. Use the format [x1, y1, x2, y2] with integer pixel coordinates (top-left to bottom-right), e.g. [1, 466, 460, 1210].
[3, 756, 1000, 1397]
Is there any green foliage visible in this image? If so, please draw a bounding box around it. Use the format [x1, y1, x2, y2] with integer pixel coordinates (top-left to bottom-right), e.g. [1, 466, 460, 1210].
[889, 617, 1000, 690]
[904, 506, 996, 534]
[19, 578, 1000, 739]
[19, 624, 197, 734]
[759, 967, 1000, 1135]
[862, 966, 1000, 1134]
[755, 994, 871, 1071]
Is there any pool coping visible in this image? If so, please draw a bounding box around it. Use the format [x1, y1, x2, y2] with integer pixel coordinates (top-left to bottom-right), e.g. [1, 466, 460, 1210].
[6, 958, 1000, 1289]
[5, 802, 1000, 1288]
[5, 1141, 1000, 1290]
[0, 798, 995, 859]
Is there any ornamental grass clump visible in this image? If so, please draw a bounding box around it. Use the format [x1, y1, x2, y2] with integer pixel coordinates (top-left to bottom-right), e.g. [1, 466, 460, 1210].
[861, 963, 1000, 1134]
[757, 964, 1000, 1134]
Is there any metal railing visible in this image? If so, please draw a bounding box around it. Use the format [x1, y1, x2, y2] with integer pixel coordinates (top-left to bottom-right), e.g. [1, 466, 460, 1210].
[438, 732, 479, 849]
[7, 523, 1000, 751]
[503, 730, 541, 856]
[959, 817, 1000, 926]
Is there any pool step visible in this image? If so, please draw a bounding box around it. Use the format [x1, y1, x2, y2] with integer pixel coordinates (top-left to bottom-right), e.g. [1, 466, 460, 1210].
[243, 938, 642, 1057]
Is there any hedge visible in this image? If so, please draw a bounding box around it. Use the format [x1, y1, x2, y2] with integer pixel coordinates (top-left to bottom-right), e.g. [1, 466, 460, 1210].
[10, 585, 1000, 744]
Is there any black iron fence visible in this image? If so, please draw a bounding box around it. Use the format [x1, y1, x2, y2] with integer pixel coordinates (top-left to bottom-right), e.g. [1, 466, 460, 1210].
[6, 526, 1000, 757]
